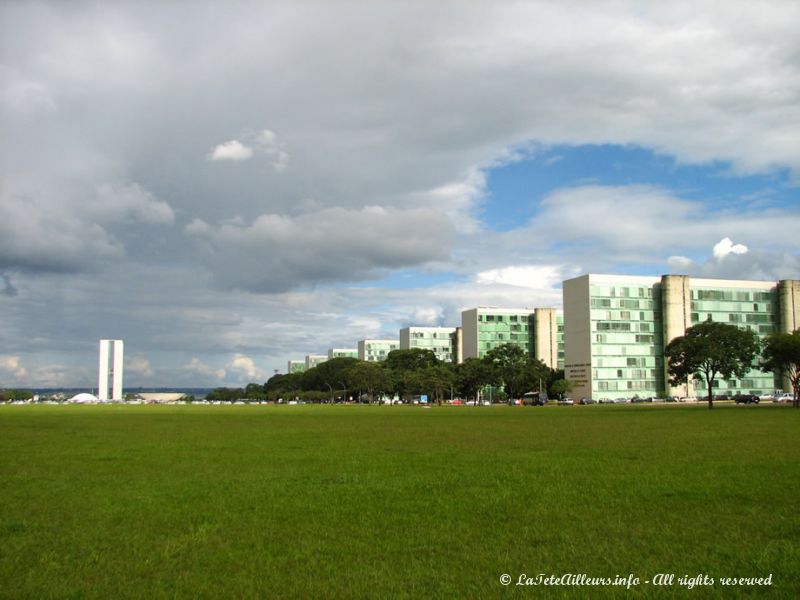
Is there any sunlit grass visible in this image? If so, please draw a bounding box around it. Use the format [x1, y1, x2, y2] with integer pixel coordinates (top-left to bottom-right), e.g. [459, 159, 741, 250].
[1, 404, 798, 598]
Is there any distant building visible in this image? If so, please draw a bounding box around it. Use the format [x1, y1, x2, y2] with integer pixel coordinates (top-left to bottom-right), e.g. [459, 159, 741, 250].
[287, 360, 306, 374]
[305, 355, 328, 370]
[358, 339, 399, 362]
[399, 326, 461, 363]
[98, 339, 124, 401]
[563, 274, 800, 400]
[461, 307, 563, 369]
[328, 348, 358, 359]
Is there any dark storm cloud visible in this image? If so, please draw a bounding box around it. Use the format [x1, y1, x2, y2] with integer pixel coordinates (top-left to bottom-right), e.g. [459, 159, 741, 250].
[185, 205, 455, 293]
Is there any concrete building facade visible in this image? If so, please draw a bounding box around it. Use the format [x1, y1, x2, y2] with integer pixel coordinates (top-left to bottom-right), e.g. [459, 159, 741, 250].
[564, 274, 797, 401]
[461, 307, 563, 369]
[358, 339, 399, 362]
[399, 326, 461, 363]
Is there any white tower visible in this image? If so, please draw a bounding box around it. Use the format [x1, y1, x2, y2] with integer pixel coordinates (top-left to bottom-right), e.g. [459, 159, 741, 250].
[98, 339, 124, 401]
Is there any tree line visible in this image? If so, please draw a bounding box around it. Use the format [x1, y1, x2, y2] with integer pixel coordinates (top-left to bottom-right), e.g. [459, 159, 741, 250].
[208, 345, 568, 404]
[207, 325, 800, 410]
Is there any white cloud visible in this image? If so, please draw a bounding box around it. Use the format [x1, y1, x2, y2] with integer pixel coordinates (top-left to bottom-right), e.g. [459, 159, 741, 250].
[712, 237, 749, 259]
[409, 308, 442, 326]
[520, 185, 800, 264]
[0, 355, 27, 379]
[184, 357, 225, 380]
[208, 129, 290, 170]
[227, 353, 263, 381]
[208, 140, 254, 161]
[668, 240, 800, 281]
[667, 256, 694, 271]
[126, 356, 153, 378]
[476, 265, 567, 289]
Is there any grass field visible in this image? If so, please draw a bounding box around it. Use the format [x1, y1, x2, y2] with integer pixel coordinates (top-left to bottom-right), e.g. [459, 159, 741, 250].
[1, 403, 798, 598]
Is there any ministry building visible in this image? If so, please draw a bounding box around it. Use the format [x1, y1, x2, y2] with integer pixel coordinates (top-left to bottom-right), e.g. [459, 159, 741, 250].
[461, 307, 564, 369]
[563, 274, 800, 400]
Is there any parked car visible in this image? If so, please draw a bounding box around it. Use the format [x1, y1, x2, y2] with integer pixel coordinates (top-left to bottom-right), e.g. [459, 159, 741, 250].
[579, 397, 596, 405]
[557, 398, 574, 405]
[734, 394, 759, 404]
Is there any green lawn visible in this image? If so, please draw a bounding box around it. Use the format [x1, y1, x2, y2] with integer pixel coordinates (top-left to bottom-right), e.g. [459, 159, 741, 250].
[1, 404, 798, 598]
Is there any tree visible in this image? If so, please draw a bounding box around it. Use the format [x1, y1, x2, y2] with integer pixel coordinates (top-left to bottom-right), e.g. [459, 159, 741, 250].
[761, 329, 800, 408]
[264, 372, 304, 400]
[346, 361, 394, 403]
[664, 321, 761, 409]
[384, 348, 439, 371]
[482, 344, 536, 400]
[550, 378, 575, 400]
[385, 349, 439, 402]
[302, 357, 359, 402]
[455, 358, 494, 401]
[512, 358, 552, 400]
[415, 364, 456, 405]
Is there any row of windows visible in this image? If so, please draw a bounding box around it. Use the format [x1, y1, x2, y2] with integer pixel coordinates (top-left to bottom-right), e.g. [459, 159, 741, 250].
[594, 357, 661, 368]
[410, 332, 454, 339]
[693, 290, 775, 302]
[595, 321, 653, 333]
[594, 333, 657, 344]
[692, 301, 773, 313]
[478, 314, 531, 323]
[592, 309, 659, 321]
[591, 286, 656, 299]
[596, 380, 660, 391]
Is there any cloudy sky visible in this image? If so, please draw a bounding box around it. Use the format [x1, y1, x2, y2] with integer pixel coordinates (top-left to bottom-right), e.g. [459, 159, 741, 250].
[1, 1, 799, 388]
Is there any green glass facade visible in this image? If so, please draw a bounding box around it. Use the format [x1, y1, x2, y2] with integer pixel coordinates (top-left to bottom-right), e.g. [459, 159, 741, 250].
[476, 311, 533, 356]
[689, 286, 779, 394]
[358, 339, 399, 362]
[287, 360, 306, 374]
[462, 307, 564, 369]
[400, 327, 458, 363]
[328, 348, 358, 359]
[589, 282, 664, 397]
[565, 274, 790, 400]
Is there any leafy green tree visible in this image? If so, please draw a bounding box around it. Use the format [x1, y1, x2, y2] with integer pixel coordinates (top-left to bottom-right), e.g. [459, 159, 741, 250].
[761, 329, 800, 408]
[513, 358, 552, 399]
[550, 378, 575, 399]
[384, 348, 439, 371]
[0, 389, 32, 402]
[483, 344, 525, 396]
[455, 358, 494, 400]
[664, 321, 761, 409]
[244, 382, 266, 400]
[302, 357, 359, 402]
[415, 364, 456, 405]
[206, 388, 244, 402]
[385, 349, 439, 402]
[264, 372, 304, 400]
[483, 344, 547, 400]
[346, 361, 394, 403]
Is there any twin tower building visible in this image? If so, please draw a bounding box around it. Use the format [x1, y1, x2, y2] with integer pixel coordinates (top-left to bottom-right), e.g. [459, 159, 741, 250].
[292, 274, 800, 401]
